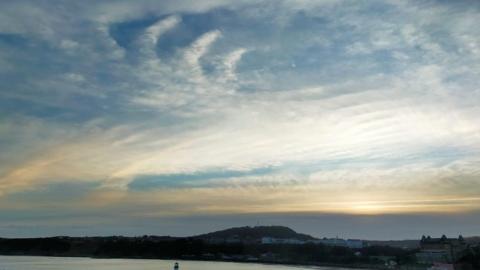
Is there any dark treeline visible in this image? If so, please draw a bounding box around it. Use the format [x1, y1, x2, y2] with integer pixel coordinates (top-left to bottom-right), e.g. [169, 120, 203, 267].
[0, 236, 417, 267]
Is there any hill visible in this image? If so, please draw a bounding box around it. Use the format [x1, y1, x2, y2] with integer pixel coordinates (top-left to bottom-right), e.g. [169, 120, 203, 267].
[193, 226, 316, 242]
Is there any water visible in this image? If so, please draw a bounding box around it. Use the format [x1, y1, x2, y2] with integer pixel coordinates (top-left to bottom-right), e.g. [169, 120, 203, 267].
[0, 256, 358, 270]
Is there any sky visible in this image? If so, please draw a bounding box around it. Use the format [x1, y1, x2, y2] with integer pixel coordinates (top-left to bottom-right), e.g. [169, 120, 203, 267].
[0, 0, 480, 240]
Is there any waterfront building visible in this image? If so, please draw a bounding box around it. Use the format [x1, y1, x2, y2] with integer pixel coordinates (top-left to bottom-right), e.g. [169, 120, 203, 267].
[415, 235, 467, 264]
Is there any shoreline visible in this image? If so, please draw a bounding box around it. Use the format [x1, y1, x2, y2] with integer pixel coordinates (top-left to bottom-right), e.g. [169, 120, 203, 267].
[0, 254, 385, 270]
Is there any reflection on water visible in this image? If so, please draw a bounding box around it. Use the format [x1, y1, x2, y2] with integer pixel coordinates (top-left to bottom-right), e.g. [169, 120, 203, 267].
[0, 256, 358, 270]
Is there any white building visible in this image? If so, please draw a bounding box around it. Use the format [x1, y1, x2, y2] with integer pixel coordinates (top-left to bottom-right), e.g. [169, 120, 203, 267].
[317, 237, 347, 247]
[261, 237, 306, 245]
[346, 239, 365, 249]
[261, 237, 364, 248]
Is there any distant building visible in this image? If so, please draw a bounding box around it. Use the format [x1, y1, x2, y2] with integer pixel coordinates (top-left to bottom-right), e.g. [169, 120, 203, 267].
[261, 237, 306, 244]
[205, 235, 244, 244]
[313, 237, 365, 248]
[316, 237, 347, 247]
[258, 236, 365, 248]
[346, 239, 365, 249]
[416, 235, 468, 264]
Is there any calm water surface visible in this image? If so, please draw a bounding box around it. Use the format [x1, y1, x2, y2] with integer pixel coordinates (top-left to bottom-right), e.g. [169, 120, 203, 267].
[0, 256, 360, 270]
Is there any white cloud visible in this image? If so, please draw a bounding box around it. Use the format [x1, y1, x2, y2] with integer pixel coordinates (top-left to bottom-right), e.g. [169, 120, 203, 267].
[59, 39, 80, 50]
[96, 24, 126, 60]
[182, 30, 222, 82]
[136, 16, 180, 58]
[222, 48, 247, 81]
[64, 73, 85, 82]
[146, 16, 181, 45]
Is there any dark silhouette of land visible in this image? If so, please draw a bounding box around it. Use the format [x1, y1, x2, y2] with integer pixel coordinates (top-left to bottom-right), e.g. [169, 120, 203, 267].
[0, 226, 479, 269]
[195, 225, 315, 241]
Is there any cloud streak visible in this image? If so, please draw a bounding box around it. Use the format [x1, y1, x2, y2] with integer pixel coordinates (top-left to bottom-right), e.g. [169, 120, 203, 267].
[0, 0, 480, 237]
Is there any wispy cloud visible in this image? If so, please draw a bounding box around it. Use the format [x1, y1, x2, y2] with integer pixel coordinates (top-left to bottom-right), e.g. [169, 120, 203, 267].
[1, 0, 480, 237]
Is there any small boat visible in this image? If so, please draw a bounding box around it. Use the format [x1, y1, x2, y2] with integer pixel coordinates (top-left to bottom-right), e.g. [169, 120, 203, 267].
[173, 262, 179, 270]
